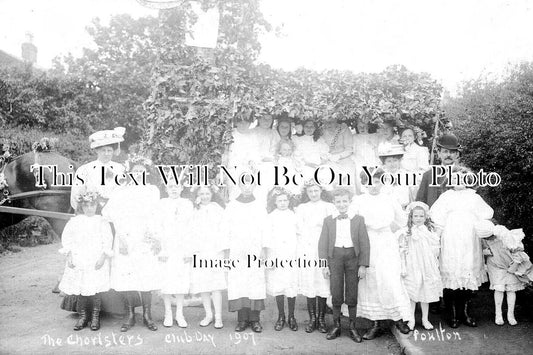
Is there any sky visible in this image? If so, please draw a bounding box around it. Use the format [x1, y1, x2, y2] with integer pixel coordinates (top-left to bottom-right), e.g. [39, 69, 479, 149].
[1, 0, 533, 92]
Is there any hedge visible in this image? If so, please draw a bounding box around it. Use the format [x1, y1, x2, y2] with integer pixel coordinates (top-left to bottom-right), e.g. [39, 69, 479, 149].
[445, 62, 533, 255]
[1, 127, 93, 164]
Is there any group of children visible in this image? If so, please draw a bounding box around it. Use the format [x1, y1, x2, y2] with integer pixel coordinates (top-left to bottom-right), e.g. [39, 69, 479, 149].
[58, 126, 532, 345]
[59, 167, 532, 340]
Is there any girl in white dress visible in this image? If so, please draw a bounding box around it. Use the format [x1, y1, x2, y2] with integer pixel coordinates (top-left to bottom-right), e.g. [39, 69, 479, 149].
[396, 202, 442, 330]
[102, 158, 161, 332]
[353, 120, 380, 193]
[190, 185, 227, 329]
[274, 140, 303, 196]
[251, 114, 280, 205]
[251, 114, 280, 165]
[430, 167, 493, 328]
[296, 181, 336, 333]
[355, 168, 412, 339]
[156, 182, 194, 328]
[353, 120, 380, 165]
[224, 177, 268, 333]
[476, 220, 528, 326]
[293, 119, 330, 181]
[59, 192, 113, 331]
[265, 188, 299, 331]
[399, 127, 429, 201]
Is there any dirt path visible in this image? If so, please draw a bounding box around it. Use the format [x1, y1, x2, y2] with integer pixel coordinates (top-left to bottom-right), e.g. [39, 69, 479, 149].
[0, 243, 402, 355]
[393, 287, 533, 355]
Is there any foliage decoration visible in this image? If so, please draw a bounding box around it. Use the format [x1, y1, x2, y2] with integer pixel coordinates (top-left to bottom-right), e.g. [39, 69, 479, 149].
[144, 1, 444, 168]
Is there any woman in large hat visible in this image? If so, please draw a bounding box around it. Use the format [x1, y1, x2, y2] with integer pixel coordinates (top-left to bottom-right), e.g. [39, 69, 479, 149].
[60, 128, 126, 309]
[378, 143, 410, 208]
[70, 127, 126, 210]
[355, 168, 412, 339]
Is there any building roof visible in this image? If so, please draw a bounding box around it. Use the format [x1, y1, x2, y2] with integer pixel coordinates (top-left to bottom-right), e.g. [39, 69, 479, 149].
[0, 49, 26, 67]
[0, 49, 45, 72]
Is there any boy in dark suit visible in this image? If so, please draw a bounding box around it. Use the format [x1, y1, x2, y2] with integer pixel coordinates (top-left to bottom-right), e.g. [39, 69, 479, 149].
[318, 187, 370, 343]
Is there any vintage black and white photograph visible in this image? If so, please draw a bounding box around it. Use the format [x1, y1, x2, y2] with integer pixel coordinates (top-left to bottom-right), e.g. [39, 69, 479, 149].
[1, 0, 532, 354]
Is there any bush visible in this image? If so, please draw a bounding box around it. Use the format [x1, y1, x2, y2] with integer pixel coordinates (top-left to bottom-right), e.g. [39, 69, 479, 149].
[0, 126, 93, 164]
[445, 62, 533, 254]
[0, 67, 101, 135]
[0, 217, 57, 251]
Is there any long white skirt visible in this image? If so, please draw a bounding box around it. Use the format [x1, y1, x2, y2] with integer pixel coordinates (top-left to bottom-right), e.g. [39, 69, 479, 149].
[159, 255, 191, 295]
[190, 251, 227, 294]
[357, 228, 412, 321]
[297, 228, 330, 298]
[111, 248, 160, 292]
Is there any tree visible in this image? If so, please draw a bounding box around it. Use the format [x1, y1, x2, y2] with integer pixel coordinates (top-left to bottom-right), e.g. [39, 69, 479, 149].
[0, 66, 100, 135]
[51, 14, 161, 143]
[144, 2, 443, 167]
[445, 62, 533, 252]
[144, 0, 272, 166]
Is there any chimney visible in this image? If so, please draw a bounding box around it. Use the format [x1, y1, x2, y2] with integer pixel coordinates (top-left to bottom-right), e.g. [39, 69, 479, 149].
[21, 32, 37, 64]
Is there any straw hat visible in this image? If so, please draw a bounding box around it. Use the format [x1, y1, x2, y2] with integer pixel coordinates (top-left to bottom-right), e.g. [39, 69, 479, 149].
[378, 142, 405, 157]
[89, 127, 125, 149]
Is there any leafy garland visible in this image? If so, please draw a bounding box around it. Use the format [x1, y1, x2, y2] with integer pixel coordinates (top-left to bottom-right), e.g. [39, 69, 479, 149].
[143, 1, 445, 171]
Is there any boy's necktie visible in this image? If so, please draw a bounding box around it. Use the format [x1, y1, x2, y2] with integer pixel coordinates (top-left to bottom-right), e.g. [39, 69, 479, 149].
[337, 213, 348, 220]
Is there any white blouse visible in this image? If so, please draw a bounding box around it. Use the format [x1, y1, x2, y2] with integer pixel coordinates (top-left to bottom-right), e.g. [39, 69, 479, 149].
[293, 135, 330, 166]
[251, 126, 280, 162]
[401, 143, 430, 172]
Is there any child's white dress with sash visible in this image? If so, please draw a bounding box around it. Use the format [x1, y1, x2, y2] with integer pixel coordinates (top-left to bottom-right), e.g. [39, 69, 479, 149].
[223, 198, 267, 302]
[265, 209, 299, 297]
[102, 184, 161, 292]
[296, 200, 335, 298]
[156, 197, 194, 295]
[430, 188, 493, 290]
[190, 202, 228, 294]
[396, 225, 442, 302]
[59, 215, 113, 296]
